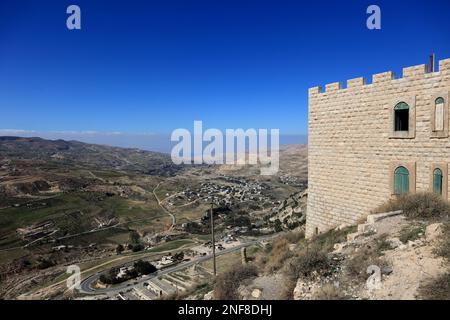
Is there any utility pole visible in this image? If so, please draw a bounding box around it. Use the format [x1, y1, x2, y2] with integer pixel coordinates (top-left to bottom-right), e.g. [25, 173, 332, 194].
[210, 202, 217, 276]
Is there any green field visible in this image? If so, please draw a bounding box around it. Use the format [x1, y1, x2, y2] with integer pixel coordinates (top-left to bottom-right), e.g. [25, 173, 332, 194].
[0, 190, 169, 250]
[146, 239, 195, 252]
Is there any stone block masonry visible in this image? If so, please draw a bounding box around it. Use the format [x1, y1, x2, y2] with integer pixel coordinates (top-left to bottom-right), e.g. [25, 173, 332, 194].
[306, 58, 450, 238]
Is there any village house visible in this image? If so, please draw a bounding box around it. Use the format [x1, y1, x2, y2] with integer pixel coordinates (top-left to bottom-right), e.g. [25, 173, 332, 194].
[306, 57, 450, 238]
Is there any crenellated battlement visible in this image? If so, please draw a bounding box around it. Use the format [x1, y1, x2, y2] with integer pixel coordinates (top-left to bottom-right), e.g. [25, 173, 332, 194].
[372, 71, 394, 83]
[309, 58, 450, 96]
[347, 77, 366, 89]
[440, 58, 450, 71]
[402, 64, 428, 78]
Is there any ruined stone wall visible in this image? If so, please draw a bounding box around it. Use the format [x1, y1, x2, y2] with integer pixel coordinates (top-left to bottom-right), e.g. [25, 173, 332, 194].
[306, 58, 450, 238]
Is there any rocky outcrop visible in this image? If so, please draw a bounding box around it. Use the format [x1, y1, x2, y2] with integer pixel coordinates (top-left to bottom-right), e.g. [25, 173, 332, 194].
[425, 223, 444, 243]
[269, 190, 307, 230]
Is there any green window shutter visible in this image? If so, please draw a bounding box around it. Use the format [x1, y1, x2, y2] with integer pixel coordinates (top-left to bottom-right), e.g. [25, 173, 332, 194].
[435, 97, 445, 104]
[394, 166, 409, 195]
[394, 172, 401, 194]
[403, 173, 409, 194]
[394, 102, 410, 110]
[433, 168, 443, 195]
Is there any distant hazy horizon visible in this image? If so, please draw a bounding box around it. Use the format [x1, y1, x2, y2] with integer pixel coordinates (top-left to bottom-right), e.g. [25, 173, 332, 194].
[0, 129, 307, 154]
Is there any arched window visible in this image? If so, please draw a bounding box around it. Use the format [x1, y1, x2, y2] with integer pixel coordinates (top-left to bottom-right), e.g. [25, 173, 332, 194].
[433, 168, 443, 195]
[394, 102, 409, 131]
[435, 97, 445, 131]
[394, 166, 409, 195]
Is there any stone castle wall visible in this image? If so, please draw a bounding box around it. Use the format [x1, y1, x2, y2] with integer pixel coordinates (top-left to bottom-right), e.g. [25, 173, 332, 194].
[306, 58, 450, 238]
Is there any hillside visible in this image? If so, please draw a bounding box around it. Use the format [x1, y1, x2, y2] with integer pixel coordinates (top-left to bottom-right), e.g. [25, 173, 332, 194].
[0, 136, 182, 176]
[0, 137, 185, 284]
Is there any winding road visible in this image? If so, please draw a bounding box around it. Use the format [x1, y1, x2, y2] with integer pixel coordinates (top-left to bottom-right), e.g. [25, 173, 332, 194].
[79, 235, 277, 295]
[152, 182, 176, 230]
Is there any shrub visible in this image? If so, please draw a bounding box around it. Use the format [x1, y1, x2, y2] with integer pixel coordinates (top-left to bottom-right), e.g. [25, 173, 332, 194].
[374, 192, 450, 219]
[435, 223, 450, 261]
[344, 244, 387, 281]
[173, 251, 184, 261]
[37, 258, 56, 270]
[287, 221, 300, 230]
[399, 224, 425, 244]
[284, 245, 330, 281]
[374, 234, 393, 253]
[417, 273, 450, 300]
[214, 264, 258, 300]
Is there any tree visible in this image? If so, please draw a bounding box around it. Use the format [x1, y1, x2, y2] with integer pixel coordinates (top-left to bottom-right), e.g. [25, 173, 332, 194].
[129, 230, 140, 244]
[109, 267, 119, 279]
[100, 267, 120, 284]
[116, 244, 124, 255]
[126, 269, 139, 279]
[131, 243, 144, 252]
[173, 251, 184, 261]
[274, 219, 283, 233]
[99, 274, 109, 284]
[37, 258, 55, 270]
[134, 260, 157, 275]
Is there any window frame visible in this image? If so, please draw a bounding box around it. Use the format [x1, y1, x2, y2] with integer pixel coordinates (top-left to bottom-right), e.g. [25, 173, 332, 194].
[433, 168, 443, 195]
[430, 92, 449, 139]
[394, 166, 410, 195]
[394, 102, 410, 132]
[389, 162, 416, 196]
[390, 96, 416, 139]
[430, 163, 448, 199]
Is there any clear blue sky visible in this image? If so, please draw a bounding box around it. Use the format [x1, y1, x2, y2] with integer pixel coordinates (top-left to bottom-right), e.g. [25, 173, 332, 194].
[1, 0, 450, 137]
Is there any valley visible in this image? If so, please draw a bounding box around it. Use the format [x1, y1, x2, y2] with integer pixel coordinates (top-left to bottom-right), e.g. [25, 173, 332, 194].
[0, 137, 308, 299]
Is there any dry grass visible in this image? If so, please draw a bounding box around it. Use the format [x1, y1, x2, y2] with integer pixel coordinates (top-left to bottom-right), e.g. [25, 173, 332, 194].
[278, 278, 297, 300]
[162, 281, 212, 300]
[312, 283, 345, 300]
[261, 238, 294, 273]
[311, 226, 357, 253]
[261, 227, 354, 283]
[435, 223, 450, 261]
[417, 272, 450, 300]
[213, 263, 258, 300]
[374, 192, 450, 220]
[282, 230, 305, 244]
[257, 231, 305, 270]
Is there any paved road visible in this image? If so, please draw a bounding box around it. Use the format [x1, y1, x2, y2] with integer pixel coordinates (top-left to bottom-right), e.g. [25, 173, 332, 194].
[79, 235, 277, 295]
